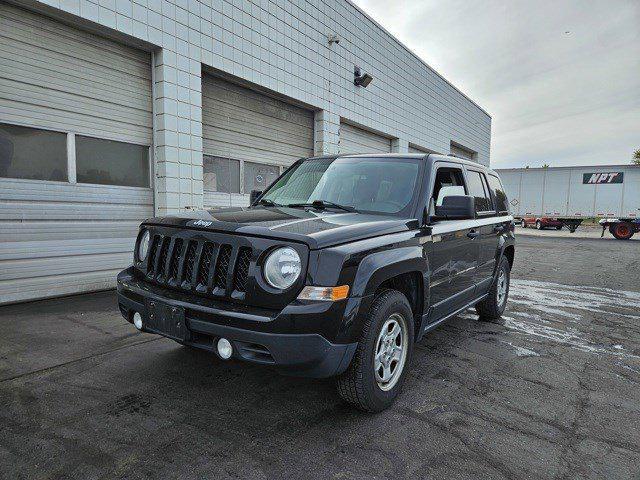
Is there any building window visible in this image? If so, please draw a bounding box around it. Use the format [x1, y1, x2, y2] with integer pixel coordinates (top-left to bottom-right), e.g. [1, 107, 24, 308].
[75, 136, 149, 187]
[0, 123, 67, 181]
[244, 162, 279, 193]
[203, 156, 240, 193]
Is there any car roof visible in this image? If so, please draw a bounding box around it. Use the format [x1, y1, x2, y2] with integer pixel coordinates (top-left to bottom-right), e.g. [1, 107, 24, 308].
[306, 153, 497, 174]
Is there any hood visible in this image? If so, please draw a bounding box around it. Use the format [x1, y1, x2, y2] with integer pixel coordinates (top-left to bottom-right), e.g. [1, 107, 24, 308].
[143, 206, 418, 249]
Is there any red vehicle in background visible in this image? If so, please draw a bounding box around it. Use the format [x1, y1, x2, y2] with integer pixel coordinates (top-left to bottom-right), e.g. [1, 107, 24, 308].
[521, 217, 563, 230]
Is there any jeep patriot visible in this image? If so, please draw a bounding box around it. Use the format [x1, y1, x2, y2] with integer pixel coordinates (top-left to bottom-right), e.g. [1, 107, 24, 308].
[117, 154, 515, 411]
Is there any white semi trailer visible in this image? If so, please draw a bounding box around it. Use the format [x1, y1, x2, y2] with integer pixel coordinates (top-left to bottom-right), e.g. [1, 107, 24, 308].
[495, 165, 640, 240]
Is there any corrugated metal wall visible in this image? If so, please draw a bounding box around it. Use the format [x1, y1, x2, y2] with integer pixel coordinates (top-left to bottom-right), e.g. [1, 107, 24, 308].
[0, 3, 153, 304]
[339, 123, 391, 154]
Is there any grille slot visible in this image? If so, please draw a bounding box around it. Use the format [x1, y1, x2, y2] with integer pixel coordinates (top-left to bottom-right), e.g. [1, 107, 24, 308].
[157, 237, 171, 279]
[233, 247, 252, 292]
[146, 235, 161, 276]
[197, 242, 216, 287]
[183, 241, 198, 285]
[214, 245, 232, 290]
[168, 239, 184, 282]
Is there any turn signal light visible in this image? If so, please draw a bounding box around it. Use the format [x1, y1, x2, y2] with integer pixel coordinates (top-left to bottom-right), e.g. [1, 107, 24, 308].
[297, 285, 350, 301]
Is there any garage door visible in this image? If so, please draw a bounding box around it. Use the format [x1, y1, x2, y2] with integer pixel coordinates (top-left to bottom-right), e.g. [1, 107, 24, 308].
[408, 145, 434, 154]
[450, 143, 476, 161]
[0, 3, 153, 304]
[202, 75, 314, 208]
[339, 123, 391, 154]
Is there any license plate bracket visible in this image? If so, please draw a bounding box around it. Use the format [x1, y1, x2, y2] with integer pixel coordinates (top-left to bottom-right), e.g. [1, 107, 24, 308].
[144, 299, 188, 341]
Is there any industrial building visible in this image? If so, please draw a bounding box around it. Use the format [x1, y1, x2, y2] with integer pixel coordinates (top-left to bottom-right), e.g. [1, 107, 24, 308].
[0, 0, 491, 303]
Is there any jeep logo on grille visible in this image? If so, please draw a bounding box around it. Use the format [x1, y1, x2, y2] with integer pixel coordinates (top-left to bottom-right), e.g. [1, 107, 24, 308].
[582, 172, 623, 184]
[189, 219, 213, 228]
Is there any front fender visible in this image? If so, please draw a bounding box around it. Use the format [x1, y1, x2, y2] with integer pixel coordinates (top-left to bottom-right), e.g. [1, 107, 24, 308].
[351, 245, 427, 298]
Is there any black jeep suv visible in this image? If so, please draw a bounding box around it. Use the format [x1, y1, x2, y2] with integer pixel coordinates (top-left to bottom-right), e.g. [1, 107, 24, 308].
[117, 154, 515, 411]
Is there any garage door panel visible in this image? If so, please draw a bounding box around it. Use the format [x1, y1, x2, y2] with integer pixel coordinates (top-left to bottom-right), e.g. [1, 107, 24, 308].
[1, 221, 142, 243]
[0, 5, 151, 76]
[202, 107, 313, 147]
[339, 123, 391, 154]
[0, 54, 151, 109]
[0, 3, 153, 304]
[0, 270, 123, 304]
[0, 238, 136, 261]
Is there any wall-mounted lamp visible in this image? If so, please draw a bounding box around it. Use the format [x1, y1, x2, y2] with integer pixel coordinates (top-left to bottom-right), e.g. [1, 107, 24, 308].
[354, 66, 373, 87]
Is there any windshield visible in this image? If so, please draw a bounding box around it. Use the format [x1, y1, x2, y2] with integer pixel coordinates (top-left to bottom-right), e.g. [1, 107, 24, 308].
[260, 157, 422, 215]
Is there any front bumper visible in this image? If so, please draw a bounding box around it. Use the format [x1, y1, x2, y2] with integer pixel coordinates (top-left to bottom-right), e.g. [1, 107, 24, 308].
[117, 267, 359, 378]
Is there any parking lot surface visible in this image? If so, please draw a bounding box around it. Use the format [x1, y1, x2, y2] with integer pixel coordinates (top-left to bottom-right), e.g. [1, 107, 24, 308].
[1, 234, 639, 480]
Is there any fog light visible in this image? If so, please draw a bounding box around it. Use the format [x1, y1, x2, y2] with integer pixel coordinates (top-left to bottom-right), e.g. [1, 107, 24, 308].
[217, 338, 233, 359]
[133, 312, 143, 330]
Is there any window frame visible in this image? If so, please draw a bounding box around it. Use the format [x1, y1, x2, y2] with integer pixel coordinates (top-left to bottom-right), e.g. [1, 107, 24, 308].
[427, 162, 469, 222]
[464, 167, 496, 217]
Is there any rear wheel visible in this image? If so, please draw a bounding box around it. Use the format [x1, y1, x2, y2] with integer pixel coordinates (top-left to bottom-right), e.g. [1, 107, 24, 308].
[555, 225, 562, 230]
[476, 256, 511, 321]
[337, 290, 414, 412]
[611, 222, 634, 240]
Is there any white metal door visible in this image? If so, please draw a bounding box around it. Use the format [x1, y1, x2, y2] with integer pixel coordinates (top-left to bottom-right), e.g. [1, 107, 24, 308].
[542, 169, 571, 216]
[519, 170, 546, 216]
[0, 4, 153, 304]
[622, 167, 640, 218]
[339, 123, 391, 154]
[201, 75, 314, 208]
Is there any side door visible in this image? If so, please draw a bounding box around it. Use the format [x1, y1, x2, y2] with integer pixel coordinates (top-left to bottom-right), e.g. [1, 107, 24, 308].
[465, 168, 501, 293]
[426, 162, 479, 322]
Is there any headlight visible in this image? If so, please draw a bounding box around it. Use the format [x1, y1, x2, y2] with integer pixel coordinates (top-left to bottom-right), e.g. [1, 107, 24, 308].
[263, 247, 301, 289]
[137, 230, 150, 261]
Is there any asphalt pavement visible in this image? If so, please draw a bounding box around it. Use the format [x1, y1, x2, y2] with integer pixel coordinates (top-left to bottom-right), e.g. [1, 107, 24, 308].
[1, 234, 639, 480]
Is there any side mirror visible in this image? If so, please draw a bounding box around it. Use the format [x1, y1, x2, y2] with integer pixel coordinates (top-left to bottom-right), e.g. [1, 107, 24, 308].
[434, 195, 475, 220]
[249, 190, 262, 205]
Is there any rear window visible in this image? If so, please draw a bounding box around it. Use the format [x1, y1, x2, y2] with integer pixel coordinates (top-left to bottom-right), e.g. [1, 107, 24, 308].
[466, 170, 494, 214]
[487, 175, 510, 214]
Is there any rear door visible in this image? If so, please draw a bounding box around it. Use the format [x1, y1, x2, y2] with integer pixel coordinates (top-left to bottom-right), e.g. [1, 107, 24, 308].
[465, 168, 501, 292]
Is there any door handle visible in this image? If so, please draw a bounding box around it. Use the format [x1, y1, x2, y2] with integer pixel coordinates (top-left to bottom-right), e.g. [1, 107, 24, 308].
[467, 230, 480, 239]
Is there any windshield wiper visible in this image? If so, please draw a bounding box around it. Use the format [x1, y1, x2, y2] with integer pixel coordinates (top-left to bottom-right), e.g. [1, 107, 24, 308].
[286, 200, 356, 213]
[256, 198, 280, 207]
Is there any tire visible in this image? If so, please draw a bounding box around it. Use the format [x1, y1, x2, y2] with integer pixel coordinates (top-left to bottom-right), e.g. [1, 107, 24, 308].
[476, 256, 511, 321]
[536, 220, 542, 230]
[555, 225, 562, 230]
[611, 223, 634, 240]
[337, 290, 415, 412]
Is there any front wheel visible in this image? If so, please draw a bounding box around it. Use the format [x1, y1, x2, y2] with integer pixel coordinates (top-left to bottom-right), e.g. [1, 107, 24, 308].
[337, 290, 414, 412]
[536, 220, 543, 230]
[476, 256, 511, 321]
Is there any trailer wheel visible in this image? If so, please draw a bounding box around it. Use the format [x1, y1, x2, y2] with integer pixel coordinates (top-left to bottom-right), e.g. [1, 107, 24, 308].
[611, 223, 634, 240]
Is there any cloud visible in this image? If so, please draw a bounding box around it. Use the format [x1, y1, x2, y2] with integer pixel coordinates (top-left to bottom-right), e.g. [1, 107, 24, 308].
[352, 0, 640, 167]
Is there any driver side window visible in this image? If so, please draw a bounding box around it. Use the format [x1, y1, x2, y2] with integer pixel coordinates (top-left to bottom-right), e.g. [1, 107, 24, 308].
[429, 167, 467, 216]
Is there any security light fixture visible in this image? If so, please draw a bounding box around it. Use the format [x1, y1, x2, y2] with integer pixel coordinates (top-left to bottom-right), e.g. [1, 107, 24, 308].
[354, 66, 373, 87]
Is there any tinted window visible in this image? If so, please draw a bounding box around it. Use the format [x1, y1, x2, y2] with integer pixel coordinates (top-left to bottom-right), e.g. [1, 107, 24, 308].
[487, 174, 509, 214]
[203, 156, 240, 193]
[466, 170, 493, 213]
[0, 123, 67, 181]
[76, 136, 149, 187]
[244, 162, 279, 193]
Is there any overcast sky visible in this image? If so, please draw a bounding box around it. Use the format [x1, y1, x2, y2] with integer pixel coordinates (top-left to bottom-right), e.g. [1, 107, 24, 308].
[352, 0, 640, 168]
